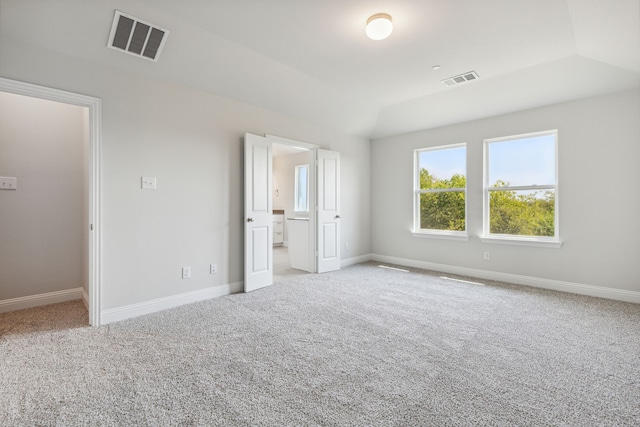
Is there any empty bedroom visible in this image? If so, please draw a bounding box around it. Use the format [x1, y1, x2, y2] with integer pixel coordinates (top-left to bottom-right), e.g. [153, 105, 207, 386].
[1, 0, 638, 425]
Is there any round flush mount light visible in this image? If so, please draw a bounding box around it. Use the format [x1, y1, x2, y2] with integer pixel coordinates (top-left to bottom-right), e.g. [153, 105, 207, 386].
[432, 65, 441, 71]
[366, 13, 393, 40]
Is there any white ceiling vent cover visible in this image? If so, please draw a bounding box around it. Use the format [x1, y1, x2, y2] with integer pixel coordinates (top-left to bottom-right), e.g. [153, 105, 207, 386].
[107, 10, 169, 62]
[442, 71, 480, 87]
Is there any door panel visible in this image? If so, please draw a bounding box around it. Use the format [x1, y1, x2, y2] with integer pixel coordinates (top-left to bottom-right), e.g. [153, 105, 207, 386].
[252, 145, 269, 212]
[251, 226, 270, 273]
[317, 149, 341, 273]
[322, 223, 337, 259]
[322, 157, 337, 210]
[244, 133, 273, 292]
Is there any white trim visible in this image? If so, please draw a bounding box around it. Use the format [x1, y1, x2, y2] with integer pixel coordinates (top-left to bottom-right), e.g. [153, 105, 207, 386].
[264, 134, 320, 150]
[100, 282, 244, 325]
[0, 77, 102, 327]
[0, 288, 83, 314]
[487, 184, 555, 192]
[82, 288, 89, 310]
[371, 254, 640, 304]
[341, 253, 374, 268]
[411, 231, 469, 241]
[480, 236, 562, 248]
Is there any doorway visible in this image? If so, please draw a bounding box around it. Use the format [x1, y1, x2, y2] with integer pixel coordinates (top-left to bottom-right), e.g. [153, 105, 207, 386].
[244, 133, 341, 293]
[0, 77, 102, 326]
[272, 141, 313, 282]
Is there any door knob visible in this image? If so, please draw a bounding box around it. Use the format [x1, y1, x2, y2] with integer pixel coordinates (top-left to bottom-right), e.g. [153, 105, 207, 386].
[247, 217, 254, 222]
[335, 215, 341, 219]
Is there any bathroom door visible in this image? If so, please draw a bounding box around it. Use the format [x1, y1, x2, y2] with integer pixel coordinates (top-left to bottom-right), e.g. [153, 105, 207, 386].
[317, 149, 341, 273]
[244, 133, 273, 292]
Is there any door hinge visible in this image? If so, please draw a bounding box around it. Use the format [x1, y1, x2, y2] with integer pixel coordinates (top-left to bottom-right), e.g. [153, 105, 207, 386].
[90, 224, 94, 231]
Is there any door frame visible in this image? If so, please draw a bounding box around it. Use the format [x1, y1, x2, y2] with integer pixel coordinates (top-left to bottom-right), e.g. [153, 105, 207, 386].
[0, 77, 102, 326]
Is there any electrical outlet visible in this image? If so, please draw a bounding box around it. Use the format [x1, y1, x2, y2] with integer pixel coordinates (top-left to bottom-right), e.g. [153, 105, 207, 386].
[182, 266, 191, 279]
[141, 176, 157, 190]
[210, 263, 217, 274]
[483, 251, 491, 261]
[0, 177, 17, 190]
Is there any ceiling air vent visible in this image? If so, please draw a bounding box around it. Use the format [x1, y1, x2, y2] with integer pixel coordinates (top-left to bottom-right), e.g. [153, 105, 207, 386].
[442, 71, 479, 87]
[107, 10, 169, 62]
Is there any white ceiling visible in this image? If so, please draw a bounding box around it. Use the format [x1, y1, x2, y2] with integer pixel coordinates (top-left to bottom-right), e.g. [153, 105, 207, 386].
[1, 0, 638, 139]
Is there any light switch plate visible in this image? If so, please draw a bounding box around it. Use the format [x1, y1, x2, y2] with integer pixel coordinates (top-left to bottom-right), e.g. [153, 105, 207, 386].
[141, 176, 157, 190]
[0, 177, 17, 190]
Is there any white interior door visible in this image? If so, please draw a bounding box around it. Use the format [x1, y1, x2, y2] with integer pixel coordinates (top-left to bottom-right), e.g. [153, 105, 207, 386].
[244, 133, 273, 292]
[317, 149, 341, 273]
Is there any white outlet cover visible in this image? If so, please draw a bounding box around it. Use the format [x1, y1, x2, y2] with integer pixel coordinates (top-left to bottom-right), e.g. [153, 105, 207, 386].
[182, 266, 191, 279]
[0, 176, 17, 190]
[141, 176, 157, 190]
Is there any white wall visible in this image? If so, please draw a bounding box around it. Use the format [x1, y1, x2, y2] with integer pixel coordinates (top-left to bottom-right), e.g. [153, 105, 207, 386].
[0, 91, 86, 300]
[372, 89, 640, 292]
[0, 37, 371, 311]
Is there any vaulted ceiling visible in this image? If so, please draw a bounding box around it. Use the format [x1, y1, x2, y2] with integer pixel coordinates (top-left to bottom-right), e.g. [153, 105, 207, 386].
[1, 0, 638, 138]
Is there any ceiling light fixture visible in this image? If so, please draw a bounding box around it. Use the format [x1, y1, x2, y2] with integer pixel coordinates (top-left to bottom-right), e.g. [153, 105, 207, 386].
[366, 13, 393, 40]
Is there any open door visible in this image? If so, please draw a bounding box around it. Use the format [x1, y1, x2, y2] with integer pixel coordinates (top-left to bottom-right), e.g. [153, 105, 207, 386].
[317, 149, 341, 273]
[244, 133, 273, 292]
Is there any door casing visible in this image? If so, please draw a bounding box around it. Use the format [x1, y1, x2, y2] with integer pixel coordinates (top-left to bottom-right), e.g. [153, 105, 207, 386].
[0, 77, 102, 326]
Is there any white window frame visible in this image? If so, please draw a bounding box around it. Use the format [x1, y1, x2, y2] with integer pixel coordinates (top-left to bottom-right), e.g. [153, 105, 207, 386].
[412, 143, 468, 241]
[294, 164, 309, 212]
[482, 130, 561, 248]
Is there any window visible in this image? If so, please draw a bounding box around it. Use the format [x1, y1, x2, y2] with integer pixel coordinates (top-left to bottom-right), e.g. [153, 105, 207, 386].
[483, 130, 559, 245]
[294, 164, 309, 212]
[414, 144, 467, 237]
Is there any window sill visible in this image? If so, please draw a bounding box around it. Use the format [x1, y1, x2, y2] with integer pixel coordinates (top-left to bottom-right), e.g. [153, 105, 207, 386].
[411, 231, 469, 241]
[480, 236, 562, 248]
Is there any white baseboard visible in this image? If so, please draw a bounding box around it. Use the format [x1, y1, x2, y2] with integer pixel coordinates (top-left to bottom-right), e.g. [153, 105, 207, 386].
[81, 287, 89, 310]
[0, 287, 83, 314]
[341, 253, 374, 268]
[101, 281, 244, 325]
[371, 254, 640, 304]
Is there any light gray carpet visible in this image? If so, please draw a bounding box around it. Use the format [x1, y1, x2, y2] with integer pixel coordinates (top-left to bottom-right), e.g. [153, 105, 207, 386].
[273, 245, 309, 282]
[1, 262, 639, 426]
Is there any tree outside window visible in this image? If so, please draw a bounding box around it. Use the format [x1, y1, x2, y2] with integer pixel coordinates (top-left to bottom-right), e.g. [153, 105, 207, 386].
[484, 130, 558, 240]
[414, 144, 466, 234]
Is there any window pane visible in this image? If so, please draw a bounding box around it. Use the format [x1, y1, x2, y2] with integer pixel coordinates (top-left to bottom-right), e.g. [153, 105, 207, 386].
[295, 165, 308, 211]
[420, 191, 465, 231]
[419, 146, 466, 190]
[488, 134, 555, 187]
[489, 189, 555, 237]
